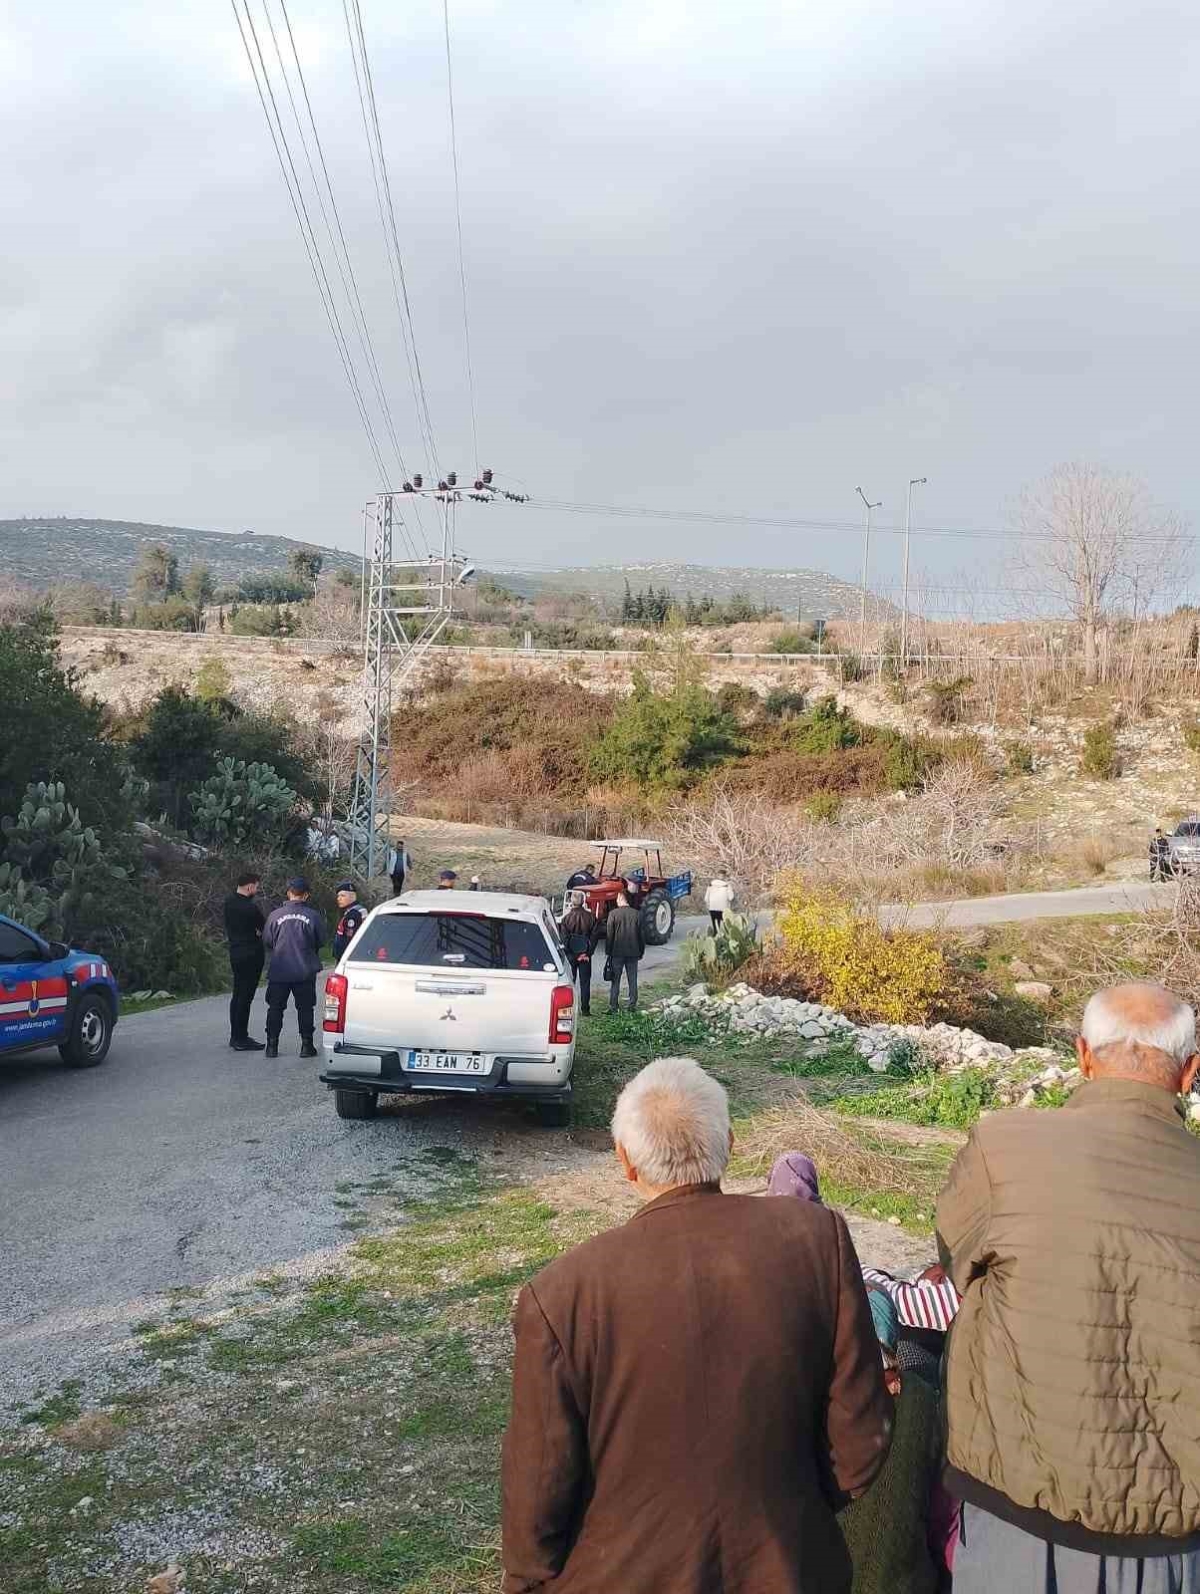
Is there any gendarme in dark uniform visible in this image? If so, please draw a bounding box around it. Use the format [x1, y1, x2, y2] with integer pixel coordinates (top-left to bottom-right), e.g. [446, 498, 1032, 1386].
[261, 877, 325, 1059]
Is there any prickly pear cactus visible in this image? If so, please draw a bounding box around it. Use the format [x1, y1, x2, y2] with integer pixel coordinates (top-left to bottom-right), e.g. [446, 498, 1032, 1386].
[189, 757, 297, 847]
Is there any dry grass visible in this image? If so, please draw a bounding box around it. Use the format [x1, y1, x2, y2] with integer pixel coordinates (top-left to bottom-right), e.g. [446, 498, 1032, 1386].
[732, 1098, 937, 1200]
[53, 1411, 125, 1452]
[1065, 828, 1128, 878]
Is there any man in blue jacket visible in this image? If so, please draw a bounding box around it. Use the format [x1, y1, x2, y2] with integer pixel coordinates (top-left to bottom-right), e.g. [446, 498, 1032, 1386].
[262, 877, 326, 1059]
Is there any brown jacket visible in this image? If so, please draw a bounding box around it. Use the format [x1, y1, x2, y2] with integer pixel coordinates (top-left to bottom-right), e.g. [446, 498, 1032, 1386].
[937, 1078, 1200, 1555]
[501, 1183, 891, 1594]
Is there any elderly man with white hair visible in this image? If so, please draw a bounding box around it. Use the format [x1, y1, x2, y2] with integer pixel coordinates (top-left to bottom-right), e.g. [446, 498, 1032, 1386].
[501, 1056, 891, 1594]
[938, 982, 1200, 1593]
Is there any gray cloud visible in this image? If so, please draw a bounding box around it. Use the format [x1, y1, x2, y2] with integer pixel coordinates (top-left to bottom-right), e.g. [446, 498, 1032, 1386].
[3, 0, 1198, 603]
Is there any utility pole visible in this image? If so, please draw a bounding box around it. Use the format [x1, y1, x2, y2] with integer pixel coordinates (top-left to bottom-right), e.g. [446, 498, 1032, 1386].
[855, 486, 881, 656]
[347, 468, 527, 881]
[901, 476, 927, 665]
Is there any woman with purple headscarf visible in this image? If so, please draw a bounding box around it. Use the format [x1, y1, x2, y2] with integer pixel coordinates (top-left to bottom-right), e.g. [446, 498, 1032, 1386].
[767, 1151, 823, 1203]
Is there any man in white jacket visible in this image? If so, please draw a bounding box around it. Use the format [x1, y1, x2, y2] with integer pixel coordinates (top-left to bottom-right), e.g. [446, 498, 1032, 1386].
[704, 876, 733, 932]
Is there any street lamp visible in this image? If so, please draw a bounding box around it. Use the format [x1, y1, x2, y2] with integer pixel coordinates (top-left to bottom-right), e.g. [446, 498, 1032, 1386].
[855, 486, 881, 656]
[901, 476, 927, 664]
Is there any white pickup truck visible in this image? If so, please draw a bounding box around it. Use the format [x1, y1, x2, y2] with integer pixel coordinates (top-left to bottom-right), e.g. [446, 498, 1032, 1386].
[320, 890, 578, 1126]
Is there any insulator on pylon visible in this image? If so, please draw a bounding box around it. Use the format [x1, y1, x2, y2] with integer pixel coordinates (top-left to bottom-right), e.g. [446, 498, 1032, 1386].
[447, 471, 457, 486]
[482, 468, 493, 485]
[402, 481, 413, 492]
[413, 473, 423, 488]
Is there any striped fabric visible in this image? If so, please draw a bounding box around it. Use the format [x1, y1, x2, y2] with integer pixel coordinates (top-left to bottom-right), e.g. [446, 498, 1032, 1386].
[861, 1266, 961, 1331]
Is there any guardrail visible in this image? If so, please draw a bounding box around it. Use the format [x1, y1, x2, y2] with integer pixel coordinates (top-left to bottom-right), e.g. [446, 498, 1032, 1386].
[59, 626, 1054, 666]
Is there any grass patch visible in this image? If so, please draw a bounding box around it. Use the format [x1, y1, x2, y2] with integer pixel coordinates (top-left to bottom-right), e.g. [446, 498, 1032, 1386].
[20, 1379, 83, 1428]
[831, 1067, 998, 1131]
[292, 1518, 466, 1585]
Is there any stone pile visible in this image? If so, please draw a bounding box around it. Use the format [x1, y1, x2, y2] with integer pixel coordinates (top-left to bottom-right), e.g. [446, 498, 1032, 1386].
[655, 981, 1079, 1107]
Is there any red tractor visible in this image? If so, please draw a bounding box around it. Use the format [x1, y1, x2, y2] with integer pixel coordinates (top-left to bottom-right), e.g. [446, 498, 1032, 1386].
[569, 840, 693, 946]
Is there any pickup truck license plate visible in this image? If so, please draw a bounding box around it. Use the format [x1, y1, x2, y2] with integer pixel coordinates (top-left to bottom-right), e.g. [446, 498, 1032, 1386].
[406, 1051, 486, 1074]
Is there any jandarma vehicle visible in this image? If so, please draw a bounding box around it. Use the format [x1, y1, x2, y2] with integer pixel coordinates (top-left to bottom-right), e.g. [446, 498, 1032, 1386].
[320, 890, 577, 1126]
[0, 912, 120, 1067]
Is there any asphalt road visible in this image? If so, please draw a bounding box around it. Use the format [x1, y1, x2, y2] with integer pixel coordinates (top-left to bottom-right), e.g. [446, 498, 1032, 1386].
[0, 926, 696, 1414]
[0, 885, 1159, 1411]
[885, 880, 1175, 929]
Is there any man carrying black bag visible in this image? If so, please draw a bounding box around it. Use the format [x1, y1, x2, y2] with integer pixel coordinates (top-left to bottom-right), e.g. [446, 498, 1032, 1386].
[560, 892, 601, 1017]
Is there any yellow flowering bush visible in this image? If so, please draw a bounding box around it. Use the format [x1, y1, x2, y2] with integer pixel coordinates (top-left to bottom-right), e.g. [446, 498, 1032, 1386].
[775, 883, 950, 1025]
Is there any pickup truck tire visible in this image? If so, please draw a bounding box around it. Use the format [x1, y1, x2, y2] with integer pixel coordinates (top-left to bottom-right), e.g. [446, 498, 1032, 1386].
[334, 1088, 378, 1120]
[535, 1099, 572, 1128]
[640, 890, 674, 946]
[59, 993, 113, 1068]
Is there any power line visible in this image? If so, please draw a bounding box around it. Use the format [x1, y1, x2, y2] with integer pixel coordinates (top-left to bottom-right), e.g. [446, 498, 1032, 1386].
[231, 0, 391, 487]
[522, 495, 1191, 547]
[442, 0, 480, 476]
[343, 0, 442, 478]
[272, 0, 426, 561]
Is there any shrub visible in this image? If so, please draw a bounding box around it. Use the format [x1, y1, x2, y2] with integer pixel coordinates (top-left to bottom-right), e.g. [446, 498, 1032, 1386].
[196, 658, 233, 703]
[1183, 720, 1200, 757]
[715, 682, 761, 719]
[775, 883, 951, 1024]
[1080, 721, 1121, 780]
[837, 652, 868, 685]
[792, 696, 862, 754]
[0, 614, 132, 833]
[924, 676, 973, 726]
[590, 670, 738, 790]
[767, 629, 814, 656]
[877, 729, 941, 792]
[805, 790, 842, 823]
[1004, 739, 1035, 775]
[762, 687, 807, 721]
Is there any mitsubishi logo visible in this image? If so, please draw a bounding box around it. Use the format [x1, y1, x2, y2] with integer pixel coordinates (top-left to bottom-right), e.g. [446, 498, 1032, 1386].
[439, 1006, 457, 1022]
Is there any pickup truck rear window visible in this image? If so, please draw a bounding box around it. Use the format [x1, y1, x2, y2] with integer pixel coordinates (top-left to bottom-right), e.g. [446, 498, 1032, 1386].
[348, 913, 558, 972]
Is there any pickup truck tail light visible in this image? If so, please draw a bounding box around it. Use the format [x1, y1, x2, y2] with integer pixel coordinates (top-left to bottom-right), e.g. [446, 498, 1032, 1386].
[324, 973, 348, 1034]
[549, 983, 575, 1044]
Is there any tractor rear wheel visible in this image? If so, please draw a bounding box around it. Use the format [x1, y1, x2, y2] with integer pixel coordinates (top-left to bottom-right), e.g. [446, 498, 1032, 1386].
[640, 890, 675, 945]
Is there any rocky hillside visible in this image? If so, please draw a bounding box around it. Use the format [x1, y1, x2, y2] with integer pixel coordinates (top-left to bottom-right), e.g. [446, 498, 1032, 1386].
[0, 518, 361, 593]
[504, 560, 884, 620]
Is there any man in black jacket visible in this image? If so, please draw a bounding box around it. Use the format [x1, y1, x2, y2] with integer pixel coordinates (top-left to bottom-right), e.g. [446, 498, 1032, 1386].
[261, 878, 326, 1059]
[605, 891, 645, 1013]
[560, 892, 601, 1016]
[223, 870, 265, 1051]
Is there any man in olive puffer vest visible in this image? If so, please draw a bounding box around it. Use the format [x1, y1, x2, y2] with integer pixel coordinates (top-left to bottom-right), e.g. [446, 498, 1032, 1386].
[938, 982, 1200, 1593]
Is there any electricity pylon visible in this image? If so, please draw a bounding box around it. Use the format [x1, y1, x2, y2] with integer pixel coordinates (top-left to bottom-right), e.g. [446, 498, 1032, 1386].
[346, 471, 527, 882]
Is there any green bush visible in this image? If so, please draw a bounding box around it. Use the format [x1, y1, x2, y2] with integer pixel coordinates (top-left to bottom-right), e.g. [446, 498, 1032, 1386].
[1004, 739, 1035, 775]
[805, 790, 842, 823]
[878, 728, 941, 792]
[590, 670, 738, 790]
[767, 629, 815, 656]
[1080, 721, 1121, 780]
[0, 613, 132, 833]
[792, 696, 862, 754]
[762, 687, 807, 721]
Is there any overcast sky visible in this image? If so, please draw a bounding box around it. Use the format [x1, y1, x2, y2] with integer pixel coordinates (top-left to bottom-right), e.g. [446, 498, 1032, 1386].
[4, 0, 1199, 604]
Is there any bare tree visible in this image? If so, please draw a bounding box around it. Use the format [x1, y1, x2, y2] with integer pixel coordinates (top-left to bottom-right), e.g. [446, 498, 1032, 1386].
[1017, 463, 1189, 684]
[667, 786, 816, 907]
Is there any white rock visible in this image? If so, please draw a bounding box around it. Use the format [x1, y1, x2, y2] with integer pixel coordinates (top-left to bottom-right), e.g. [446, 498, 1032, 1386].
[70, 1496, 95, 1518]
